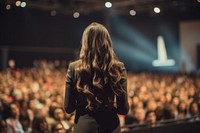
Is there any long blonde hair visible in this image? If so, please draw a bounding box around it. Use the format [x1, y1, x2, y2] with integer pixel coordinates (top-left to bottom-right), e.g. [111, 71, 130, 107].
[76, 22, 126, 110]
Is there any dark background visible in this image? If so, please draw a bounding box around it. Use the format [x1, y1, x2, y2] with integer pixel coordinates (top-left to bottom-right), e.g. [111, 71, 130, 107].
[0, 1, 200, 72]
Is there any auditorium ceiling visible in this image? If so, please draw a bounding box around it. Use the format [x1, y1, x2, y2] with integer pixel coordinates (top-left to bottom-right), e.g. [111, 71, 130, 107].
[4, 0, 200, 16]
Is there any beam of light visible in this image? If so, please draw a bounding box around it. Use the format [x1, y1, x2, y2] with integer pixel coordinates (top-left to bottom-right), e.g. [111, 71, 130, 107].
[110, 15, 156, 57]
[110, 15, 180, 72]
[152, 36, 175, 67]
[112, 37, 153, 70]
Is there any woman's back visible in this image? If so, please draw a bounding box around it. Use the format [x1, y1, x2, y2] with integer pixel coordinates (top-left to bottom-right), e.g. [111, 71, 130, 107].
[64, 22, 129, 133]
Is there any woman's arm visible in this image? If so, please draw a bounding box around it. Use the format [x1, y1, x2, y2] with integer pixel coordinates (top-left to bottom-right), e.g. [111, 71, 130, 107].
[64, 63, 76, 114]
[116, 64, 129, 115]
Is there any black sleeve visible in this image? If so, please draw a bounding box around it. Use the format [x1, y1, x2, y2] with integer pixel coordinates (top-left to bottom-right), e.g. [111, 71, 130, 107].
[116, 64, 129, 115]
[64, 63, 76, 114]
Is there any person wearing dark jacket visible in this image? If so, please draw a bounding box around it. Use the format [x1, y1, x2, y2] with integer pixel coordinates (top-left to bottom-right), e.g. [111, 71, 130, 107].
[64, 22, 129, 133]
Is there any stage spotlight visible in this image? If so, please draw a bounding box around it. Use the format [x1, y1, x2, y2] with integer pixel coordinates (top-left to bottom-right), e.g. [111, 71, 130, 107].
[105, 2, 112, 8]
[73, 12, 80, 18]
[6, 4, 11, 10]
[129, 10, 136, 16]
[154, 7, 160, 13]
[16, 1, 21, 7]
[20, 2, 26, 8]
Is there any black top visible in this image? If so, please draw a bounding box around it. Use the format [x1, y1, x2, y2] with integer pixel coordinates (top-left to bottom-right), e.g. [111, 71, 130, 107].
[64, 60, 129, 133]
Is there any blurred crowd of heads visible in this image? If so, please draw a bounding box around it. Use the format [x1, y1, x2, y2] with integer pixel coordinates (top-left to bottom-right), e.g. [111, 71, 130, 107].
[0, 59, 200, 132]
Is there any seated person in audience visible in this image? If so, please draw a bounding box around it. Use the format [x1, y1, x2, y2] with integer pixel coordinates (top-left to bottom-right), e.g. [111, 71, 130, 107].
[145, 110, 157, 127]
[0, 118, 8, 133]
[19, 114, 31, 133]
[177, 101, 188, 119]
[51, 122, 66, 133]
[133, 107, 146, 124]
[52, 107, 72, 132]
[6, 102, 24, 133]
[188, 101, 200, 122]
[31, 115, 50, 133]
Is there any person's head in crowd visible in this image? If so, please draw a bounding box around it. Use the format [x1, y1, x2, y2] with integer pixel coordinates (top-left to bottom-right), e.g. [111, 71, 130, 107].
[8, 102, 20, 119]
[55, 95, 64, 106]
[19, 100, 29, 113]
[134, 107, 146, 124]
[145, 111, 157, 127]
[146, 111, 156, 122]
[155, 104, 165, 121]
[146, 99, 157, 111]
[189, 101, 199, 117]
[51, 122, 66, 133]
[188, 86, 196, 98]
[32, 115, 50, 133]
[49, 102, 60, 118]
[132, 96, 140, 108]
[19, 114, 31, 132]
[0, 118, 7, 133]
[165, 104, 177, 120]
[171, 96, 180, 107]
[53, 107, 66, 121]
[165, 92, 172, 103]
[177, 101, 188, 119]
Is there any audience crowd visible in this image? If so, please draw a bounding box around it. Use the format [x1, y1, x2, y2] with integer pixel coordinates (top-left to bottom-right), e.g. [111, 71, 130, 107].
[0, 59, 200, 133]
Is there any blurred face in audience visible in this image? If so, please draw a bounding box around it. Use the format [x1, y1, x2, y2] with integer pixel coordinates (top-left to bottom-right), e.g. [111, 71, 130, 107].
[52, 123, 66, 133]
[10, 103, 20, 119]
[178, 101, 187, 113]
[147, 100, 157, 111]
[54, 108, 65, 121]
[165, 93, 172, 103]
[146, 112, 156, 123]
[39, 118, 48, 131]
[188, 87, 195, 97]
[172, 97, 180, 107]
[190, 102, 199, 115]
[134, 108, 145, 124]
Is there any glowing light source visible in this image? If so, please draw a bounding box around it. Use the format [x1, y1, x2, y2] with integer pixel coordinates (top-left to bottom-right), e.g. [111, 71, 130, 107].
[152, 36, 175, 67]
[21, 2, 26, 7]
[50, 10, 57, 16]
[73, 12, 80, 18]
[16, 1, 21, 7]
[197, 0, 200, 3]
[6, 4, 11, 10]
[105, 2, 112, 8]
[129, 10, 136, 16]
[154, 7, 160, 13]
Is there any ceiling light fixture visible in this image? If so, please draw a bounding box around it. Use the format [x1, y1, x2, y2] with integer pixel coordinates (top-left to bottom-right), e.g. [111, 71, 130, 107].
[105, 2, 112, 8]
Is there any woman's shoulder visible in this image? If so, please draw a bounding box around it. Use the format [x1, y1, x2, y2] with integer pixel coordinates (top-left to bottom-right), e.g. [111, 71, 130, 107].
[68, 60, 81, 67]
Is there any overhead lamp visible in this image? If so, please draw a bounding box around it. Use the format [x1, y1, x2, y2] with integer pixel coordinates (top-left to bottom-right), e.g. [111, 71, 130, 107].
[73, 12, 80, 18]
[16, 1, 21, 7]
[105, 2, 112, 8]
[129, 10, 136, 16]
[154, 7, 160, 13]
[21, 2, 26, 8]
[6, 4, 11, 10]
